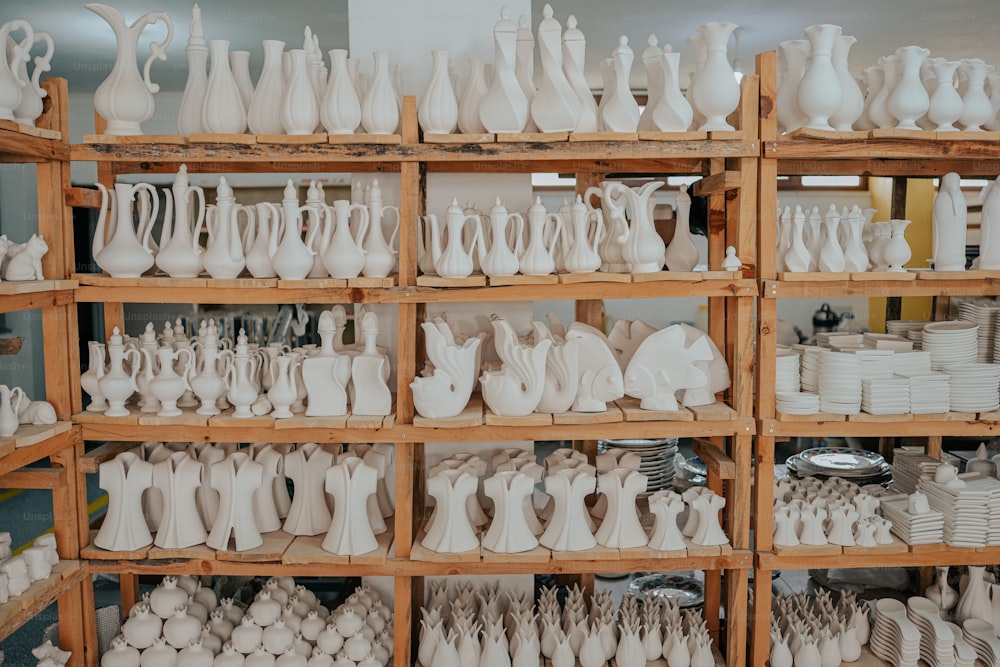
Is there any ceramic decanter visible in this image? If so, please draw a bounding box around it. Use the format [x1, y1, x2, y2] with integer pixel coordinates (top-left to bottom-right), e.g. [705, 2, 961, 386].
[361, 50, 398, 134]
[565, 322, 623, 411]
[99, 327, 141, 417]
[418, 50, 458, 134]
[481, 8, 528, 133]
[269, 181, 318, 280]
[798, 24, 842, 130]
[783, 205, 811, 272]
[691, 22, 739, 131]
[93, 181, 158, 278]
[143, 346, 194, 417]
[189, 321, 230, 416]
[423, 199, 483, 278]
[224, 329, 260, 418]
[361, 179, 399, 278]
[458, 57, 489, 134]
[829, 35, 863, 131]
[532, 319, 580, 413]
[776, 39, 810, 133]
[933, 172, 968, 271]
[481, 315, 551, 417]
[594, 467, 648, 548]
[281, 49, 319, 135]
[206, 452, 263, 552]
[349, 311, 392, 416]
[267, 355, 300, 419]
[647, 491, 686, 551]
[301, 311, 351, 417]
[652, 47, 693, 132]
[155, 165, 205, 278]
[601, 36, 641, 132]
[321, 456, 378, 556]
[562, 195, 604, 273]
[244, 202, 280, 278]
[320, 199, 368, 279]
[607, 180, 665, 273]
[11, 30, 54, 127]
[247, 39, 285, 135]
[539, 467, 597, 551]
[817, 205, 845, 272]
[199, 177, 245, 279]
[87, 4, 173, 135]
[558, 16, 598, 132]
[94, 451, 154, 551]
[583, 181, 627, 272]
[151, 451, 207, 549]
[887, 45, 931, 129]
[481, 470, 539, 553]
[202, 39, 246, 134]
[518, 197, 562, 276]
[81, 341, 108, 412]
[411, 320, 481, 419]
[529, 5, 579, 132]
[477, 197, 524, 277]
[664, 185, 699, 271]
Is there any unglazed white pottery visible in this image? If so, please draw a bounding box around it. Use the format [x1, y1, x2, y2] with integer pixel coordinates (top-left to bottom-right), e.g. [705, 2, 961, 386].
[280, 48, 319, 135]
[87, 3, 173, 135]
[458, 57, 489, 134]
[411, 320, 481, 419]
[418, 50, 458, 135]
[601, 37, 640, 132]
[887, 46, 930, 129]
[959, 59, 994, 130]
[206, 452, 263, 552]
[422, 199, 482, 278]
[155, 165, 205, 278]
[561, 195, 604, 273]
[99, 327, 141, 417]
[151, 452, 206, 549]
[933, 172, 968, 271]
[480, 8, 528, 133]
[777, 39, 810, 133]
[0, 21, 34, 122]
[361, 51, 398, 135]
[202, 39, 246, 134]
[884, 219, 912, 272]
[664, 185, 699, 271]
[817, 205, 845, 272]
[482, 470, 539, 553]
[798, 24, 842, 131]
[607, 180, 665, 273]
[652, 50, 693, 132]
[422, 468, 479, 553]
[691, 22, 739, 131]
[0, 385, 22, 438]
[830, 34, 863, 131]
[593, 468, 647, 548]
[199, 177, 245, 279]
[624, 324, 713, 411]
[637, 36, 664, 132]
[11, 29, 54, 127]
[928, 60, 963, 131]
[531, 5, 580, 132]
[322, 456, 379, 556]
[519, 197, 562, 276]
[562, 16, 598, 132]
[532, 320, 580, 413]
[481, 315, 550, 417]
[565, 322, 623, 411]
[361, 179, 399, 278]
[320, 49, 360, 134]
[477, 197, 524, 277]
[350, 311, 392, 416]
[94, 451, 154, 551]
[247, 40, 285, 135]
[93, 182, 158, 278]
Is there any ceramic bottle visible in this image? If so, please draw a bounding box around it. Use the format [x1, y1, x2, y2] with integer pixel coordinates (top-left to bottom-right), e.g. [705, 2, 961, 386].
[530, 5, 580, 132]
[12, 31, 55, 127]
[199, 177, 245, 279]
[248, 40, 285, 135]
[691, 22, 739, 131]
[933, 172, 968, 271]
[664, 185, 699, 271]
[419, 50, 459, 135]
[87, 4, 173, 135]
[652, 49, 693, 132]
[321, 200, 369, 279]
[361, 51, 399, 134]
[561, 16, 598, 132]
[477, 197, 524, 277]
[776, 40, 810, 133]
[842, 206, 869, 273]
[830, 34, 863, 131]
[231, 50, 254, 110]
[798, 24, 842, 130]
[93, 182, 157, 278]
[156, 165, 205, 278]
[301, 311, 351, 417]
[282, 49, 320, 134]
[601, 37, 640, 132]
[887, 45, 930, 129]
[818, 206, 846, 272]
[480, 8, 528, 133]
[424, 199, 482, 278]
[271, 181, 319, 280]
[519, 197, 562, 275]
[206, 452, 264, 552]
[244, 202, 279, 278]
[99, 327, 141, 417]
[267, 355, 299, 419]
[144, 346, 194, 417]
[321, 49, 361, 134]
[202, 40, 246, 134]
[457, 57, 489, 134]
[224, 329, 260, 419]
[637, 36, 664, 132]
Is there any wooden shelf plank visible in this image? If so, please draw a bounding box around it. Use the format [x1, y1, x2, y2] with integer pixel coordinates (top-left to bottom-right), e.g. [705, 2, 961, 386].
[0, 560, 84, 643]
[761, 275, 1000, 298]
[758, 543, 1000, 569]
[214, 530, 295, 562]
[0, 423, 75, 473]
[692, 440, 736, 479]
[0, 286, 74, 314]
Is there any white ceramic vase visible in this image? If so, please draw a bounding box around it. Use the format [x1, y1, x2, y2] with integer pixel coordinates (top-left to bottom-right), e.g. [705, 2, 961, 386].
[282, 49, 319, 135]
[887, 45, 930, 130]
[531, 4, 580, 132]
[830, 34, 863, 131]
[419, 50, 459, 135]
[202, 40, 246, 134]
[320, 49, 360, 134]
[776, 40, 810, 134]
[562, 16, 598, 132]
[480, 8, 528, 133]
[361, 51, 399, 135]
[457, 58, 489, 134]
[601, 37, 640, 132]
[797, 24, 842, 131]
[247, 40, 285, 135]
[691, 22, 740, 131]
[933, 172, 968, 271]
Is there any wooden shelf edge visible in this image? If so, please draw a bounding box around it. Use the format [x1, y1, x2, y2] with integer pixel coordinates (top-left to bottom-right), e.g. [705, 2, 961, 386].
[0, 561, 84, 643]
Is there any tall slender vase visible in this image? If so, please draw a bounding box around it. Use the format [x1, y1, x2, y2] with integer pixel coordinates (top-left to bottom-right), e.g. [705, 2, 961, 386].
[869, 55, 899, 128]
[480, 8, 528, 133]
[230, 50, 254, 110]
[531, 4, 580, 132]
[321, 49, 361, 134]
[458, 58, 489, 134]
[562, 15, 598, 132]
[652, 51, 693, 132]
[856, 64, 883, 131]
[418, 50, 459, 135]
[691, 22, 739, 131]
[959, 59, 995, 131]
[685, 31, 706, 130]
[637, 36, 663, 132]
[282, 49, 319, 135]
[928, 60, 963, 131]
[361, 51, 399, 134]
[247, 40, 285, 135]
[177, 5, 206, 135]
[797, 24, 842, 131]
[202, 40, 246, 134]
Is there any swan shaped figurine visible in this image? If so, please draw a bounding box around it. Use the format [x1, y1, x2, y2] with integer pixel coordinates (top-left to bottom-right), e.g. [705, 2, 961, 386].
[411, 320, 483, 419]
[480, 316, 551, 417]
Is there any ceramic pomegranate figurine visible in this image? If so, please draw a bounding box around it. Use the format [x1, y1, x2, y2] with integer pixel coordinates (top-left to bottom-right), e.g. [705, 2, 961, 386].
[123, 603, 163, 649]
[102, 637, 140, 667]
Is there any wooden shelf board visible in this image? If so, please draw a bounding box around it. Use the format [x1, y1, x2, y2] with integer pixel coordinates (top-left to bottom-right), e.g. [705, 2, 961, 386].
[136, 407, 210, 427]
[761, 275, 996, 299]
[80, 441, 136, 473]
[487, 274, 560, 286]
[484, 410, 553, 427]
[0, 286, 74, 314]
[638, 131, 709, 141]
[0, 279, 77, 295]
[410, 540, 481, 563]
[0, 561, 84, 643]
[568, 132, 638, 142]
[281, 534, 350, 565]
[842, 537, 909, 556]
[187, 133, 256, 145]
[558, 272, 631, 284]
[689, 402, 737, 421]
[348, 276, 396, 288]
[847, 412, 914, 423]
[255, 133, 327, 144]
[422, 133, 494, 144]
[416, 275, 487, 288]
[328, 133, 401, 145]
[412, 396, 484, 429]
[784, 127, 870, 140]
[616, 398, 694, 422]
[273, 415, 349, 429]
[146, 543, 217, 560]
[83, 134, 184, 144]
[550, 544, 622, 562]
[214, 530, 295, 562]
[552, 406, 623, 425]
[14, 123, 61, 141]
[496, 131, 568, 143]
[769, 135, 1000, 166]
[764, 416, 1000, 438]
[276, 278, 347, 289]
[777, 272, 850, 282]
[0, 422, 72, 455]
[82, 532, 150, 560]
[759, 544, 1000, 569]
[630, 271, 703, 283]
[482, 544, 552, 563]
[350, 527, 394, 565]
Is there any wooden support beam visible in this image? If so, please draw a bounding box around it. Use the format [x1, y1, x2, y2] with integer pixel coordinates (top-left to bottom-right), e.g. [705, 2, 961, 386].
[65, 186, 101, 208]
[693, 170, 741, 196]
[0, 467, 63, 489]
[693, 439, 736, 479]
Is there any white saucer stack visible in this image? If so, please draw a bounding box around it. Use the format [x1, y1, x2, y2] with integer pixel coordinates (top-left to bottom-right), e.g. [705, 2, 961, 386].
[861, 377, 911, 415]
[854, 349, 895, 379]
[879, 496, 944, 544]
[776, 392, 820, 414]
[775, 349, 801, 394]
[897, 370, 951, 414]
[957, 302, 1000, 362]
[870, 598, 921, 667]
[906, 327, 924, 350]
[917, 475, 1000, 547]
[818, 352, 862, 415]
[799, 346, 823, 393]
[944, 363, 1000, 412]
[891, 351, 933, 375]
[921, 321, 979, 370]
[887, 320, 931, 337]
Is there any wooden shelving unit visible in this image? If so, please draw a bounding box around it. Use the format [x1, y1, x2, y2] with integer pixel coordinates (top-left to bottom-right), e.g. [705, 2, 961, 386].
[0, 80, 89, 667]
[752, 50, 1000, 666]
[56, 74, 761, 667]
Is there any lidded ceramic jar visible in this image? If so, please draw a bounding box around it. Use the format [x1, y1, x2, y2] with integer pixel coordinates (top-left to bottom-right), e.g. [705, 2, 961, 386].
[102, 637, 140, 667]
[151, 577, 190, 619]
[316, 625, 345, 655]
[139, 637, 177, 667]
[164, 606, 203, 649]
[262, 619, 295, 655]
[123, 603, 163, 649]
[250, 591, 282, 627]
[231, 616, 264, 654]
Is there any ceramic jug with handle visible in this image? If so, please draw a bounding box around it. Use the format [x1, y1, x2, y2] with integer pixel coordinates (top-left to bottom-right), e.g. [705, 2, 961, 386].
[0, 20, 33, 122]
[519, 197, 562, 276]
[361, 179, 399, 278]
[11, 30, 54, 126]
[225, 329, 259, 419]
[99, 327, 142, 417]
[0, 385, 24, 438]
[561, 195, 604, 274]
[199, 177, 245, 279]
[270, 180, 318, 280]
[93, 181, 158, 278]
[605, 180, 665, 274]
[584, 182, 628, 272]
[320, 200, 369, 279]
[244, 202, 280, 278]
[87, 3, 173, 135]
[144, 347, 194, 417]
[424, 199, 483, 279]
[156, 165, 205, 278]
[477, 197, 524, 278]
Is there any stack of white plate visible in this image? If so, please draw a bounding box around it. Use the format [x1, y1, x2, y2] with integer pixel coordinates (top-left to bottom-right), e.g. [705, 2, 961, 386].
[958, 302, 1000, 362]
[917, 477, 1000, 547]
[891, 450, 941, 494]
[784, 447, 891, 483]
[870, 599, 921, 667]
[896, 370, 951, 414]
[862, 377, 911, 414]
[962, 619, 1000, 667]
[879, 496, 944, 544]
[921, 321, 978, 370]
[906, 327, 924, 350]
[892, 351, 932, 375]
[775, 350, 801, 394]
[887, 320, 931, 336]
[905, 597, 957, 667]
[799, 347, 823, 393]
[818, 352, 862, 414]
[776, 392, 820, 414]
[817, 332, 863, 349]
[863, 332, 914, 351]
[853, 349, 895, 380]
[943, 363, 1000, 412]
[598, 438, 678, 494]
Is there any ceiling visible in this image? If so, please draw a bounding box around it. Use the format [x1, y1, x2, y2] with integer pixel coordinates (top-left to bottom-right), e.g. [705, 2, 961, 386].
[14, 0, 1000, 93]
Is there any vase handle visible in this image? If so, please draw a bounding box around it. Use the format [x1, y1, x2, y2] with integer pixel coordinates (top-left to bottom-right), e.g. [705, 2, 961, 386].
[28, 32, 55, 97]
[382, 205, 401, 251]
[141, 12, 174, 94]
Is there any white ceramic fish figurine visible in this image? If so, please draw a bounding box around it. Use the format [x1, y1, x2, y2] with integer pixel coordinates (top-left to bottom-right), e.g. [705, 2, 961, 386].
[624, 324, 714, 411]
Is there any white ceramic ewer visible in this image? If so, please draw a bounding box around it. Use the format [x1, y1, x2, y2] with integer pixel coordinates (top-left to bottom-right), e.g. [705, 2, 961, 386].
[691, 22, 740, 131]
[798, 24, 842, 131]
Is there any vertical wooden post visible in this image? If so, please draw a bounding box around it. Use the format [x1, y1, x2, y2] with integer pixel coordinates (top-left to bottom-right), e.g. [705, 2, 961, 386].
[724, 568, 749, 667]
[393, 576, 415, 667]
